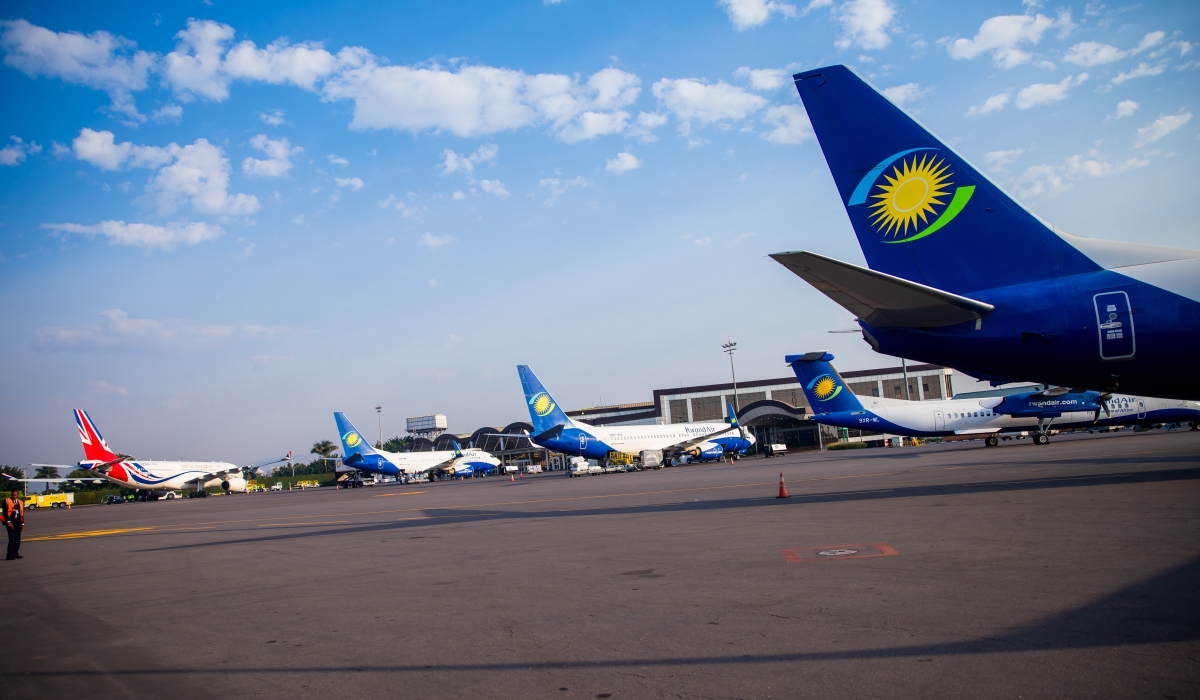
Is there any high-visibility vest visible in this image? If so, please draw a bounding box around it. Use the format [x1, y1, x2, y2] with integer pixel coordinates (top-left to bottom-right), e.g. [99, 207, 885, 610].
[4, 498, 23, 525]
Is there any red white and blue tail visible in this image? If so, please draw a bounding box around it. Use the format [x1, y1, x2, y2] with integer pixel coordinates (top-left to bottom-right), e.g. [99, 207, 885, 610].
[75, 409, 118, 463]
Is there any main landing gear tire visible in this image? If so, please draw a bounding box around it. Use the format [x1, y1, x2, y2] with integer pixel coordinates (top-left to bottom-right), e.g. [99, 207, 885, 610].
[1033, 433, 1049, 445]
[985, 436, 999, 447]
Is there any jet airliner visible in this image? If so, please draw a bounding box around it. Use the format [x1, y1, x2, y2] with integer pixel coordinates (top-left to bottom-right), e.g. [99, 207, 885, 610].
[788, 352, 1200, 446]
[516, 365, 754, 463]
[773, 65, 1199, 400]
[334, 412, 500, 479]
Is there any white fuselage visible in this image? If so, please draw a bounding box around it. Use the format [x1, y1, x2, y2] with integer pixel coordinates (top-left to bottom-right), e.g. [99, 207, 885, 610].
[572, 420, 751, 454]
[85, 459, 244, 492]
[372, 447, 500, 475]
[838, 393, 1199, 435]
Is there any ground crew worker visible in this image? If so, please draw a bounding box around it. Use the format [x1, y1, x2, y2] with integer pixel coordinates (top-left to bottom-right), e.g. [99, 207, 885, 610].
[5, 490, 24, 560]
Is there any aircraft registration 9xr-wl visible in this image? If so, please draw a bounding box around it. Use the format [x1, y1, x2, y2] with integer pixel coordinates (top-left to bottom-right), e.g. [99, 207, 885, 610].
[771, 65, 1199, 400]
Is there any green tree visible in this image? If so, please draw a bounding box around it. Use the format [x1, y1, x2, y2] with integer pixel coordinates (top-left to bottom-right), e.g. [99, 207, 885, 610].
[311, 440, 337, 458]
[34, 466, 61, 480]
[381, 436, 411, 452]
[1, 465, 24, 480]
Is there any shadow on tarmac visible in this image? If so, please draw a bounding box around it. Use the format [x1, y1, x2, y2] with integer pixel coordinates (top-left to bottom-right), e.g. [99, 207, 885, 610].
[5, 555, 1197, 679]
[139, 464, 1200, 552]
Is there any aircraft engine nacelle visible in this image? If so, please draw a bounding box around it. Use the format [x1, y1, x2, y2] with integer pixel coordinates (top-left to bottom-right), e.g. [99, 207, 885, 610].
[222, 476, 248, 493]
[686, 443, 725, 461]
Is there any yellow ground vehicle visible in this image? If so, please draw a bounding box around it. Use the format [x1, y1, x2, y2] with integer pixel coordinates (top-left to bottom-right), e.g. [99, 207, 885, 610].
[26, 493, 74, 509]
[296, 480, 320, 489]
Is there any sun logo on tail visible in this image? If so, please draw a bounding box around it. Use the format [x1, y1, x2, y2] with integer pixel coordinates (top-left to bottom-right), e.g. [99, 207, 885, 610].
[870, 153, 952, 237]
[809, 375, 843, 402]
[530, 392, 556, 417]
[344, 431, 362, 448]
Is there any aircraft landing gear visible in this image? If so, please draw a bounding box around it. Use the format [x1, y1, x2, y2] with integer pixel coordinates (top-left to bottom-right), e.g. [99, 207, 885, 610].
[1032, 433, 1049, 445]
[985, 435, 999, 447]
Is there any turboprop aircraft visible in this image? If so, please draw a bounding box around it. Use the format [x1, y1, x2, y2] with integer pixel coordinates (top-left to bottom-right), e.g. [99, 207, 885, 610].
[772, 65, 1199, 400]
[516, 365, 754, 464]
[10, 410, 288, 499]
[788, 352, 1200, 446]
[334, 412, 500, 479]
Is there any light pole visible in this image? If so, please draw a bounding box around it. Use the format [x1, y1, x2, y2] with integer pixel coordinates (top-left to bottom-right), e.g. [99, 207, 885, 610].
[376, 404, 383, 449]
[723, 339, 739, 414]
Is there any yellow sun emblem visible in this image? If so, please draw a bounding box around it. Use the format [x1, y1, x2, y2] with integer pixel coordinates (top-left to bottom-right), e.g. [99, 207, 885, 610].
[532, 393, 555, 417]
[869, 153, 953, 237]
[813, 376, 838, 401]
[345, 432, 361, 447]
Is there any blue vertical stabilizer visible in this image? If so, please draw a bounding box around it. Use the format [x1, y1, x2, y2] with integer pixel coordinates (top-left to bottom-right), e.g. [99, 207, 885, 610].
[792, 65, 1099, 294]
[517, 365, 573, 434]
[786, 352, 866, 414]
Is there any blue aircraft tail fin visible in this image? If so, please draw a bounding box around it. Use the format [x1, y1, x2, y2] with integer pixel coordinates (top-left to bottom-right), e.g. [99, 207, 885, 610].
[792, 65, 1098, 294]
[726, 401, 745, 438]
[334, 412, 377, 462]
[786, 352, 865, 414]
[517, 365, 572, 434]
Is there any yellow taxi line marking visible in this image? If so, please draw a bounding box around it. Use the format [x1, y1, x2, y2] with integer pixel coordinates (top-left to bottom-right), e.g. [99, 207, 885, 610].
[26, 527, 153, 541]
[256, 520, 350, 528]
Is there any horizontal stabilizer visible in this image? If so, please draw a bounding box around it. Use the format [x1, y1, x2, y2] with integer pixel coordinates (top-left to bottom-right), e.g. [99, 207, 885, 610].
[770, 250, 994, 329]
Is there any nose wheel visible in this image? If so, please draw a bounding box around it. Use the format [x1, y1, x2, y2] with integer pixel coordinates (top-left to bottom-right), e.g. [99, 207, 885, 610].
[985, 435, 999, 447]
[1032, 433, 1049, 445]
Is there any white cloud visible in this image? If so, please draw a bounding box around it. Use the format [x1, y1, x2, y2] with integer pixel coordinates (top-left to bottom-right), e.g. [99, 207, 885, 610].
[162, 19, 236, 101]
[557, 110, 630, 143]
[966, 92, 1010, 116]
[33, 309, 296, 354]
[260, 109, 285, 126]
[323, 58, 641, 141]
[628, 111, 668, 142]
[0, 19, 155, 120]
[242, 134, 301, 177]
[451, 190, 466, 200]
[1135, 31, 1166, 54]
[1133, 110, 1192, 148]
[539, 176, 588, 205]
[1013, 151, 1148, 198]
[605, 152, 641, 173]
[1114, 100, 1138, 119]
[881, 82, 929, 107]
[439, 144, 498, 176]
[945, 13, 1057, 69]
[41, 220, 224, 249]
[1063, 41, 1125, 66]
[479, 179, 509, 196]
[326, 153, 349, 166]
[719, 0, 798, 31]
[834, 0, 897, 51]
[652, 78, 767, 124]
[418, 232, 453, 249]
[151, 103, 183, 123]
[1015, 73, 1087, 110]
[734, 66, 788, 91]
[0, 135, 42, 166]
[71, 128, 172, 170]
[983, 148, 1024, 169]
[1110, 62, 1165, 86]
[335, 176, 364, 190]
[761, 104, 812, 144]
[146, 139, 260, 215]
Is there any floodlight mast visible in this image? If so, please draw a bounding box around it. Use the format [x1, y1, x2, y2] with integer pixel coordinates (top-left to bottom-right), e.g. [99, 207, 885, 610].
[723, 339, 739, 414]
[376, 404, 383, 449]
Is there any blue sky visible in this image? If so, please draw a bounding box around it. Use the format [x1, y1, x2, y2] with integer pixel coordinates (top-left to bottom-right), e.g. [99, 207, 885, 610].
[0, 0, 1196, 467]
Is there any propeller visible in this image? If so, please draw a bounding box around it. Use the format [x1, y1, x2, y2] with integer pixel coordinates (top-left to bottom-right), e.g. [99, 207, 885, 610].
[1093, 392, 1113, 422]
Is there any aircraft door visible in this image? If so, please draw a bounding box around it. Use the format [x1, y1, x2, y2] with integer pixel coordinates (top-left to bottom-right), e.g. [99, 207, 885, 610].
[934, 411, 944, 431]
[1093, 292, 1135, 361]
[1137, 400, 1146, 419]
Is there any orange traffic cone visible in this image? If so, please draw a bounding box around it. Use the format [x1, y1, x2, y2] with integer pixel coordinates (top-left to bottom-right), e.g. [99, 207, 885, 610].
[510, 474, 515, 482]
[519, 472, 524, 479]
[777, 473, 789, 499]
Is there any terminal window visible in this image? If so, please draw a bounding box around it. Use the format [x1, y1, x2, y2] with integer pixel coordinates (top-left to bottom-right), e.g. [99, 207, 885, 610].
[691, 396, 722, 422]
[669, 399, 690, 424]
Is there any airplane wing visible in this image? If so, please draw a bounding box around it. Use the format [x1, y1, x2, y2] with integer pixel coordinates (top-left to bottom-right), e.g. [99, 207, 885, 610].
[661, 425, 738, 453]
[3, 475, 107, 484]
[769, 250, 995, 329]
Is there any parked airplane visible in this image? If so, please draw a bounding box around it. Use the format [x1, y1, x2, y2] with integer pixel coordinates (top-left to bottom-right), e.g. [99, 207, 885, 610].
[516, 365, 754, 463]
[10, 410, 287, 499]
[773, 65, 1199, 400]
[334, 412, 500, 479]
[788, 352, 1200, 446]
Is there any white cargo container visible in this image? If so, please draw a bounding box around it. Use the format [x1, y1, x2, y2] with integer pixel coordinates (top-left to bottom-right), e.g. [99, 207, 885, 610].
[406, 414, 448, 433]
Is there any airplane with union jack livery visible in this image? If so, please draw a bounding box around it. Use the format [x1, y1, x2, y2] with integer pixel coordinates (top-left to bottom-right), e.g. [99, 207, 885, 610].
[9, 410, 289, 500]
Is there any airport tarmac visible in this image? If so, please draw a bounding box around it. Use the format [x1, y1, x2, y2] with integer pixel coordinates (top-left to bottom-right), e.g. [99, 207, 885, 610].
[2, 430, 1198, 699]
